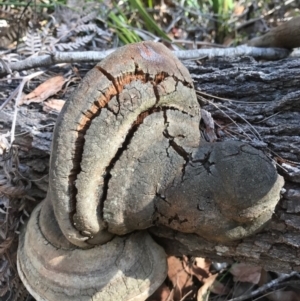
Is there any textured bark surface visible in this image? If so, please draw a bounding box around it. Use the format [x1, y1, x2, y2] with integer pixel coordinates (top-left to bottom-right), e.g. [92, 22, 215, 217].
[1, 55, 300, 276]
[153, 57, 300, 273]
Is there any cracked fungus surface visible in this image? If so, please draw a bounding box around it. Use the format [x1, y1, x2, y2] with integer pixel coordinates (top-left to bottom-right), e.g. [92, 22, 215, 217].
[49, 41, 200, 246]
[18, 41, 284, 301]
[49, 41, 282, 246]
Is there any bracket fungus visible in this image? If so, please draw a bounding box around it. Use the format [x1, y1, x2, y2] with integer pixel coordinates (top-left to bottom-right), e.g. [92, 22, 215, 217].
[17, 41, 284, 301]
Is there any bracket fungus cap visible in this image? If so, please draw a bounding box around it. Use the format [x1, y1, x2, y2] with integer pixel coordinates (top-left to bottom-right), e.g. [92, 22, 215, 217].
[18, 202, 167, 301]
[17, 41, 284, 301]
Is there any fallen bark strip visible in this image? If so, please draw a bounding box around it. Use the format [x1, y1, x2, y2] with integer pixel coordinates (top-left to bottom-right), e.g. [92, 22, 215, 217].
[0, 46, 290, 77]
[248, 16, 300, 49]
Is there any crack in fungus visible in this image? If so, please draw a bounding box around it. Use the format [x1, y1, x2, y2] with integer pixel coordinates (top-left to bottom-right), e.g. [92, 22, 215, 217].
[67, 65, 193, 236]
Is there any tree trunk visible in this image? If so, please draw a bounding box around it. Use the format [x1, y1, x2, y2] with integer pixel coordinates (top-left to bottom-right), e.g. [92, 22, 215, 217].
[1, 57, 300, 277]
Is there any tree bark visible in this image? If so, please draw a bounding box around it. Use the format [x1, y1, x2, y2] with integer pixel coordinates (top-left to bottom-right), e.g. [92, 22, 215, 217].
[1, 57, 300, 275]
[154, 57, 300, 273]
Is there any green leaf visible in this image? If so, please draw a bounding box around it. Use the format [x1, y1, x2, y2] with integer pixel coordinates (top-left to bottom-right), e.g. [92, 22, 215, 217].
[108, 10, 141, 44]
[129, 0, 171, 41]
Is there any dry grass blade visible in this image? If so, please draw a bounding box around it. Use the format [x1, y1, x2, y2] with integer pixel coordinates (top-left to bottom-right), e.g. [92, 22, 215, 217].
[205, 100, 253, 141]
[196, 90, 268, 105]
[180, 290, 193, 301]
[9, 70, 44, 144]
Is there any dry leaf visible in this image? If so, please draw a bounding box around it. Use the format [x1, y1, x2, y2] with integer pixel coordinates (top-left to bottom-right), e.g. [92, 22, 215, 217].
[258, 269, 272, 286]
[146, 283, 172, 301]
[20, 75, 65, 105]
[200, 109, 217, 142]
[193, 257, 211, 281]
[167, 256, 194, 300]
[230, 263, 262, 284]
[197, 274, 218, 301]
[234, 4, 245, 15]
[43, 99, 65, 113]
[183, 257, 211, 282]
[209, 279, 230, 296]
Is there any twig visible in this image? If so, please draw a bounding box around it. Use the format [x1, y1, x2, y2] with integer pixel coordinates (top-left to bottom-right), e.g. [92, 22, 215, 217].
[174, 45, 290, 60]
[206, 100, 260, 141]
[235, 17, 264, 31]
[252, 288, 285, 301]
[173, 39, 226, 48]
[197, 90, 263, 139]
[218, 103, 262, 141]
[264, 0, 295, 16]
[166, 287, 174, 301]
[179, 290, 193, 301]
[254, 111, 281, 123]
[227, 271, 299, 301]
[0, 86, 19, 111]
[10, 71, 45, 145]
[0, 46, 290, 77]
[196, 90, 268, 104]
